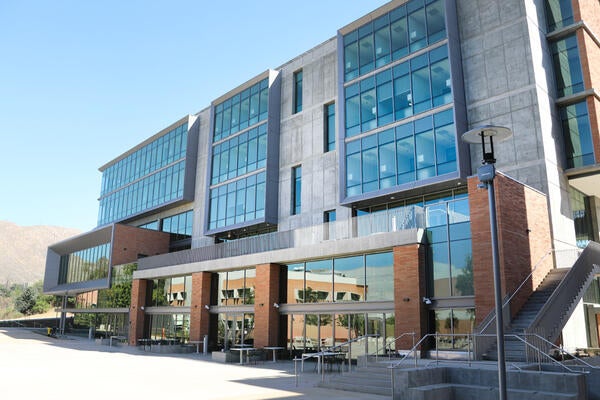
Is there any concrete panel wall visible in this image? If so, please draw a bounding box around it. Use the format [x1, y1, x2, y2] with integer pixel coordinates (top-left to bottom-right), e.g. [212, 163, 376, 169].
[457, 0, 577, 250]
[277, 38, 340, 234]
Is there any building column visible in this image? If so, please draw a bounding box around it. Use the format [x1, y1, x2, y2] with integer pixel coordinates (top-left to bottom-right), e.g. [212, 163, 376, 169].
[393, 243, 427, 350]
[468, 174, 553, 326]
[254, 263, 281, 348]
[190, 272, 212, 342]
[129, 279, 148, 346]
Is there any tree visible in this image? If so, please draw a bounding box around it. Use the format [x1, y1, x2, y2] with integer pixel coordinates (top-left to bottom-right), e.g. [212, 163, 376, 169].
[15, 287, 36, 315]
[454, 255, 474, 296]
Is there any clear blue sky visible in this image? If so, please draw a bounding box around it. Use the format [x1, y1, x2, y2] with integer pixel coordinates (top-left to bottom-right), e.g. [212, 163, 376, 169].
[0, 1, 389, 231]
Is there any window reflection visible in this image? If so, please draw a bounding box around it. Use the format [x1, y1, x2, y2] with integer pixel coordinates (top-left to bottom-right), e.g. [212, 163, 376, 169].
[434, 308, 475, 350]
[286, 252, 393, 304]
[345, 108, 456, 197]
[344, 45, 451, 137]
[343, 0, 446, 82]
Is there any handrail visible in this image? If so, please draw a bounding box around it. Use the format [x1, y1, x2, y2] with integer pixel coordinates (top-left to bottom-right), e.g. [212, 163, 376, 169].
[505, 334, 581, 373]
[526, 244, 597, 343]
[524, 333, 599, 371]
[388, 332, 593, 398]
[384, 332, 416, 360]
[477, 248, 555, 334]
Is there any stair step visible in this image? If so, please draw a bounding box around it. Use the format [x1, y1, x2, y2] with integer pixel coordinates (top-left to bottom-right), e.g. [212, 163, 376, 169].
[318, 380, 391, 396]
[409, 383, 578, 400]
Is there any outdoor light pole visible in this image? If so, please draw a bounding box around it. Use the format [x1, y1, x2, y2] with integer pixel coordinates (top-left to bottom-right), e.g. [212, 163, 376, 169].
[462, 125, 513, 400]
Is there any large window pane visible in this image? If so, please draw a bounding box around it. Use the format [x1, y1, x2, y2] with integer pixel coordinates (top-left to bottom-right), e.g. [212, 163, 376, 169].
[365, 252, 393, 301]
[305, 259, 333, 303]
[334, 256, 365, 301]
[552, 35, 584, 97]
[560, 101, 595, 168]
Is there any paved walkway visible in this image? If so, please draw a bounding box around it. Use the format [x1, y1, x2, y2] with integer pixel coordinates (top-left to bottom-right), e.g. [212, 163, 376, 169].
[0, 328, 388, 400]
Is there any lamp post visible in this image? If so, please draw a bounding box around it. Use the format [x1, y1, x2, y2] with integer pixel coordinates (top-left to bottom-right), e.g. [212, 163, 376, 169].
[462, 125, 513, 400]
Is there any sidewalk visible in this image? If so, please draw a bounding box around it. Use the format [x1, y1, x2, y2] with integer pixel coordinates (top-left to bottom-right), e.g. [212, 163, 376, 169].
[0, 328, 388, 400]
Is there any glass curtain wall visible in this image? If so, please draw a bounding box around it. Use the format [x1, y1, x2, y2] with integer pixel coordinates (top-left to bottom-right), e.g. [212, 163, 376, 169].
[208, 78, 270, 233]
[149, 276, 192, 307]
[217, 313, 255, 349]
[434, 308, 475, 350]
[286, 312, 394, 359]
[148, 314, 190, 343]
[98, 123, 188, 226]
[58, 243, 110, 284]
[287, 253, 392, 304]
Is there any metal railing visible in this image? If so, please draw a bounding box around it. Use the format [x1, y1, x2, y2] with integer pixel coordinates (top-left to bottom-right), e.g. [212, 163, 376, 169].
[477, 248, 555, 336]
[475, 247, 586, 359]
[384, 332, 416, 361]
[293, 334, 380, 385]
[388, 332, 599, 399]
[526, 244, 599, 345]
[139, 206, 425, 270]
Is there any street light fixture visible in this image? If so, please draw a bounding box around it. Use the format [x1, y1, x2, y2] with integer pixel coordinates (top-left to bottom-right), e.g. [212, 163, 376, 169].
[462, 125, 513, 400]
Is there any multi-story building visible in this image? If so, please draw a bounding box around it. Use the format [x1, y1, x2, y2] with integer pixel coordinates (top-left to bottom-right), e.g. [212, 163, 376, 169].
[45, 0, 600, 357]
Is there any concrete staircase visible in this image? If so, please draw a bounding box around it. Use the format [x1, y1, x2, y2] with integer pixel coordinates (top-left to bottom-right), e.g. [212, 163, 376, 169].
[319, 359, 587, 399]
[485, 268, 569, 362]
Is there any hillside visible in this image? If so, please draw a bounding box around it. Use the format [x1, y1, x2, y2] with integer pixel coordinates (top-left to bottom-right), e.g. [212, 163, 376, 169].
[0, 221, 81, 285]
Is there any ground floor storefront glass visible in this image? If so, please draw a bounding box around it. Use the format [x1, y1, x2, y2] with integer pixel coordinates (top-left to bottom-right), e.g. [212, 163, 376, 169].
[147, 313, 190, 342]
[72, 312, 128, 338]
[286, 312, 394, 359]
[217, 312, 254, 350]
[433, 308, 475, 350]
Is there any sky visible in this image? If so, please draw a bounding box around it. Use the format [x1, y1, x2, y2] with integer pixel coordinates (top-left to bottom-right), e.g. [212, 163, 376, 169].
[0, 1, 390, 232]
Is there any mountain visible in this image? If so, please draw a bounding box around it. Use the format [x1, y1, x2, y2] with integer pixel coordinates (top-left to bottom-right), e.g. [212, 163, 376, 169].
[0, 221, 81, 285]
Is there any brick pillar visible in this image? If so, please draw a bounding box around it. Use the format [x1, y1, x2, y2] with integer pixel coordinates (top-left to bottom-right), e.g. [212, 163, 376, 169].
[129, 279, 148, 346]
[254, 263, 281, 348]
[394, 243, 427, 350]
[468, 173, 552, 326]
[190, 272, 212, 342]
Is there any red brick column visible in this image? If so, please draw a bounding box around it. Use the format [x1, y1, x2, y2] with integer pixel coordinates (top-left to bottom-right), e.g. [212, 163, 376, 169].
[129, 279, 148, 345]
[468, 173, 552, 326]
[394, 243, 427, 350]
[254, 263, 281, 348]
[190, 272, 212, 342]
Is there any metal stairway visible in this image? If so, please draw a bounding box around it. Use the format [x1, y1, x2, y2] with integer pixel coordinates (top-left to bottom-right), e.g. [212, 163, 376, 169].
[484, 268, 568, 361]
[483, 242, 600, 362]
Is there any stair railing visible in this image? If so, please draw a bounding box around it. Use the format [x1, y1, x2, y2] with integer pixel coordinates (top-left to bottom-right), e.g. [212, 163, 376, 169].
[384, 332, 416, 360]
[526, 243, 600, 345]
[388, 332, 590, 399]
[522, 333, 599, 372]
[477, 248, 555, 335]
[474, 247, 581, 359]
[292, 333, 380, 385]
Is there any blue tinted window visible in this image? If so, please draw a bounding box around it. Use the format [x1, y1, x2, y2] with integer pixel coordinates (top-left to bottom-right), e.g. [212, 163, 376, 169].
[213, 78, 269, 141]
[208, 172, 266, 230]
[344, 108, 457, 197]
[344, 45, 451, 137]
[294, 70, 303, 113]
[211, 123, 268, 184]
[59, 243, 111, 284]
[99, 160, 186, 226]
[292, 166, 302, 215]
[552, 35, 584, 97]
[560, 101, 595, 168]
[545, 0, 574, 31]
[426, 197, 472, 297]
[343, 0, 446, 82]
[100, 123, 187, 197]
[325, 103, 336, 152]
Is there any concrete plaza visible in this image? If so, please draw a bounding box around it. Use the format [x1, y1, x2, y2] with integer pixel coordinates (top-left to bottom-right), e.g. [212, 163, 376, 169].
[0, 328, 388, 400]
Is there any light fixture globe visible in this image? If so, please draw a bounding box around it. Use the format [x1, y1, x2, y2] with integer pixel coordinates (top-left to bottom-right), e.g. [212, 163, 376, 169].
[462, 125, 513, 164]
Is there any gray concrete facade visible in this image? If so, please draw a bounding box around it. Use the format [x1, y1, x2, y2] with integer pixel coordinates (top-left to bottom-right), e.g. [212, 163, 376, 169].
[457, 0, 578, 250]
